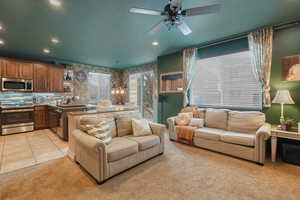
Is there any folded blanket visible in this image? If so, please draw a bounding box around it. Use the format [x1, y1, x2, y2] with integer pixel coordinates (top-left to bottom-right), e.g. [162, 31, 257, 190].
[175, 126, 197, 144]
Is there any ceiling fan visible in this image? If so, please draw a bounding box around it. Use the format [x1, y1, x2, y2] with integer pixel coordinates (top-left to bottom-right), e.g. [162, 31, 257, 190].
[129, 0, 221, 35]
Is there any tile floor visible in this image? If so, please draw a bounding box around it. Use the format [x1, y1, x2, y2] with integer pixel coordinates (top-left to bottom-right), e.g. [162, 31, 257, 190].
[0, 129, 68, 174]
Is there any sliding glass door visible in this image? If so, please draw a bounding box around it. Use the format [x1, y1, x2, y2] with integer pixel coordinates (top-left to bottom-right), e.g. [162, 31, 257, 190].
[129, 72, 155, 121]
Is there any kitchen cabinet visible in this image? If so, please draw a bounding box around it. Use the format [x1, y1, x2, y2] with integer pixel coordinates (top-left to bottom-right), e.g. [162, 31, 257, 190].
[48, 107, 61, 134]
[34, 64, 49, 92]
[48, 65, 64, 93]
[19, 62, 34, 79]
[1, 59, 33, 79]
[34, 105, 48, 130]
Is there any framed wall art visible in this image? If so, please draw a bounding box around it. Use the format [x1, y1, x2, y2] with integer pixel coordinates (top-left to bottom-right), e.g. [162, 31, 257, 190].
[282, 55, 300, 81]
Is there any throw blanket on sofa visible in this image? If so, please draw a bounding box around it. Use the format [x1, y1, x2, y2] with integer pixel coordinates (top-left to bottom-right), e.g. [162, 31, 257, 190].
[175, 126, 197, 144]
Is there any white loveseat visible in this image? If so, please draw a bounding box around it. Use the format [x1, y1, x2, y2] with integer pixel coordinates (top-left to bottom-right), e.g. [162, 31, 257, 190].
[72, 111, 166, 183]
[168, 108, 271, 164]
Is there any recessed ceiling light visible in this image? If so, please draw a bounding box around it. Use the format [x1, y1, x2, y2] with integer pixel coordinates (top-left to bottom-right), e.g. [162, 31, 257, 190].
[51, 38, 59, 44]
[43, 48, 50, 54]
[49, 0, 61, 7]
[0, 39, 4, 45]
[0, 25, 3, 31]
[152, 41, 159, 46]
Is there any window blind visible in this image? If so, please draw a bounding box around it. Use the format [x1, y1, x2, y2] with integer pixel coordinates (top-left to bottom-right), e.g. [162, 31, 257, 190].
[190, 50, 262, 110]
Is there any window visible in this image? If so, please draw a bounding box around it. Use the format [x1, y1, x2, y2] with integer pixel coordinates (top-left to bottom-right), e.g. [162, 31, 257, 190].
[88, 72, 111, 104]
[190, 50, 262, 110]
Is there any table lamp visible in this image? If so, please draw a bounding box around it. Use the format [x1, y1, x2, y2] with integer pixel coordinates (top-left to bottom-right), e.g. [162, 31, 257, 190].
[272, 89, 295, 125]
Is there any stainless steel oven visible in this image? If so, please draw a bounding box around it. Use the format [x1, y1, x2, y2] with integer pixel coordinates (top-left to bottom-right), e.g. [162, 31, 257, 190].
[1, 106, 34, 135]
[2, 78, 33, 92]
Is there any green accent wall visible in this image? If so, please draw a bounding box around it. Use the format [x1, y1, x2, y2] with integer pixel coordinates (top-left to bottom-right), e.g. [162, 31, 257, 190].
[157, 52, 184, 124]
[157, 25, 300, 125]
[264, 26, 300, 125]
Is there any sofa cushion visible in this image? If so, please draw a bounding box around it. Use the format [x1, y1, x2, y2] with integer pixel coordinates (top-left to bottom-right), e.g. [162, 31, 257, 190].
[132, 119, 152, 137]
[115, 112, 142, 137]
[220, 131, 255, 147]
[106, 137, 138, 162]
[228, 111, 265, 134]
[115, 117, 133, 137]
[194, 128, 225, 141]
[126, 135, 160, 151]
[205, 109, 229, 130]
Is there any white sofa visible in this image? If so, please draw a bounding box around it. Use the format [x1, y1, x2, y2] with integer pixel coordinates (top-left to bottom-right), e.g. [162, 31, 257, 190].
[168, 108, 271, 164]
[72, 111, 166, 183]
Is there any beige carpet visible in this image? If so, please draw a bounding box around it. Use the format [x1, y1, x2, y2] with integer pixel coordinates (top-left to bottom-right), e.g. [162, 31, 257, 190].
[1, 136, 300, 200]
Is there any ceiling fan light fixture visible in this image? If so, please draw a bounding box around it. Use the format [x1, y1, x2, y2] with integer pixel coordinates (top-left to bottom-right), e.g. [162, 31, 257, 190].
[43, 48, 50, 54]
[51, 37, 59, 44]
[152, 41, 159, 46]
[129, 1, 221, 36]
[49, 0, 61, 7]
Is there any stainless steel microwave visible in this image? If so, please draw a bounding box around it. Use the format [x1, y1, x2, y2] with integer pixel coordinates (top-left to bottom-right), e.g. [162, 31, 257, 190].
[2, 78, 33, 92]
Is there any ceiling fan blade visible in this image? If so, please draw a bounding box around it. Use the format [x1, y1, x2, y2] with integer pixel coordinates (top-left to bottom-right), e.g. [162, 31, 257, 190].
[177, 21, 192, 35]
[182, 4, 221, 17]
[148, 20, 166, 33]
[129, 8, 164, 16]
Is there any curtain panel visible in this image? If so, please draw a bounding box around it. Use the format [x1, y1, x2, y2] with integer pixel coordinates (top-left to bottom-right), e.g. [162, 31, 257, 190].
[183, 48, 197, 106]
[248, 27, 273, 107]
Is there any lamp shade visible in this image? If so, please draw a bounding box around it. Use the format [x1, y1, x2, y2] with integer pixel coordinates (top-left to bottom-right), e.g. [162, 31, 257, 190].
[272, 89, 295, 104]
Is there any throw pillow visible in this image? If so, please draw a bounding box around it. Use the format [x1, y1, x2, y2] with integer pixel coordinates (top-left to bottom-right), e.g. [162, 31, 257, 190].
[178, 112, 193, 119]
[95, 130, 112, 145]
[175, 115, 190, 126]
[79, 117, 112, 145]
[132, 119, 152, 137]
[189, 118, 204, 128]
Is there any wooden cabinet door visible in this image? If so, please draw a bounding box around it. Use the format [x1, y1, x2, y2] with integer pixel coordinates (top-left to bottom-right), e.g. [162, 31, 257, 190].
[34, 106, 48, 129]
[34, 64, 49, 92]
[49, 65, 64, 93]
[1, 59, 33, 79]
[19, 62, 33, 79]
[1, 59, 20, 79]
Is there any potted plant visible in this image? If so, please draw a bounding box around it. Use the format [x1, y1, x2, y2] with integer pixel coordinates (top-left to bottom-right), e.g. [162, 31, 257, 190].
[282, 118, 296, 131]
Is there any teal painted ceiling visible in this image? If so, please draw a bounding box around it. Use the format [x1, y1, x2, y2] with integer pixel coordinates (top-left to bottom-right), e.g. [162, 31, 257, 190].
[0, 0, 299, 68]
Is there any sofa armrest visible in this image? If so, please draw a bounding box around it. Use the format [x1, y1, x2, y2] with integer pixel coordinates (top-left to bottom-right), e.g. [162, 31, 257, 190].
[256, 123, 271, 141]
[167, 117, 176, 131]
[149, 122, 166, 140]
[167, 117, 177, 140]
[72, 129, 106, 153]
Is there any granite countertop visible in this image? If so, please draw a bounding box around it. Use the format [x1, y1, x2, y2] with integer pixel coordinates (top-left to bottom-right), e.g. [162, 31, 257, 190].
[67, 106, 137, 116]
[0, 103, 97, 111]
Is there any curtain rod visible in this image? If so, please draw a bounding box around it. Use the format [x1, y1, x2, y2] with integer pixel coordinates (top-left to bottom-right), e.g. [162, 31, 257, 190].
[196, 19, 300, 49]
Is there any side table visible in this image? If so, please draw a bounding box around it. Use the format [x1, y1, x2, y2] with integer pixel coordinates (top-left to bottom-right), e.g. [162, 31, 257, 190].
[271, 126, 300, 162]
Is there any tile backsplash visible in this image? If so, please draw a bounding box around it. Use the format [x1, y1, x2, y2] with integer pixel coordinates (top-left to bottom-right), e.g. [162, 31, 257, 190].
[0, 92, 66, 105]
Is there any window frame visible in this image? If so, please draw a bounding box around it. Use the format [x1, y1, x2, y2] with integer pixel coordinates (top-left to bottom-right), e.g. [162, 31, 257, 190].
[189, 49, 263, 111]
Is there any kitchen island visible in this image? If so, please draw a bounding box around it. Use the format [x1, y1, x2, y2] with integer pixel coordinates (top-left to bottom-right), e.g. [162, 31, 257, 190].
[67, 106, 137, 160]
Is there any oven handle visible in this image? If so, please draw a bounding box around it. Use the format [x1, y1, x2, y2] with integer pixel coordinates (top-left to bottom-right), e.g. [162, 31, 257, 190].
[2, 109, 34, 113]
